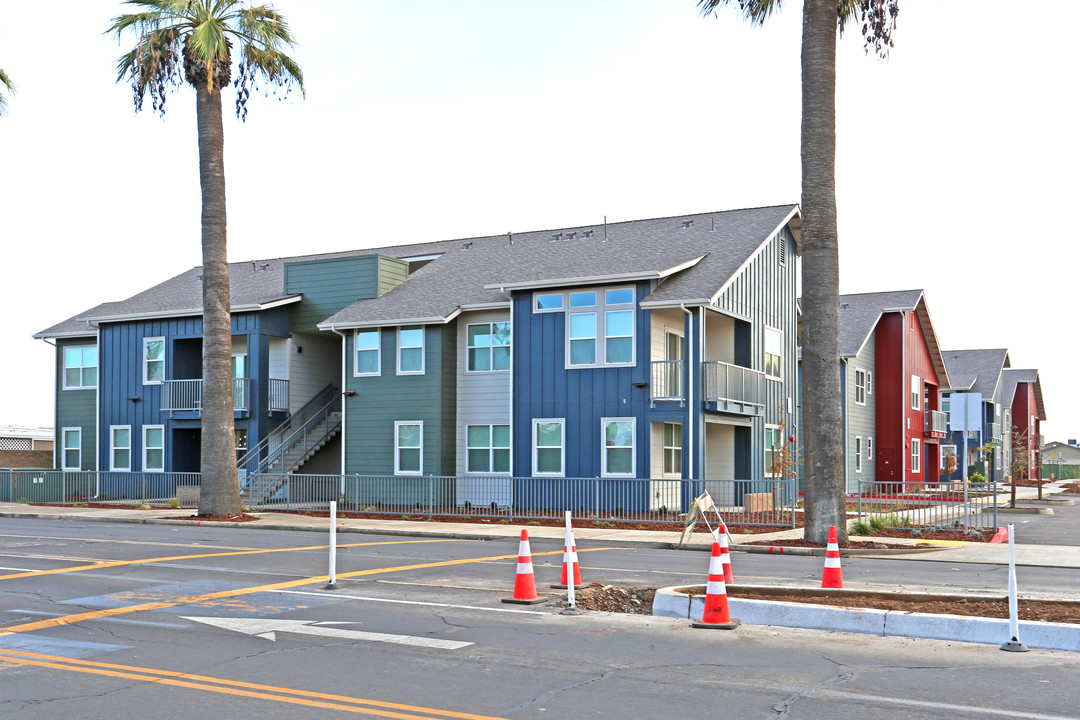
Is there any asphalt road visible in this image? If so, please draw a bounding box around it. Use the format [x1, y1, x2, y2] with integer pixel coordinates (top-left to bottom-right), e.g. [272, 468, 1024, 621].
[1, 518, 1079, 720]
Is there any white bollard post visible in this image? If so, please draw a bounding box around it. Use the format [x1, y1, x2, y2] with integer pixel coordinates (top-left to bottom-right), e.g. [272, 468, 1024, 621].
[560, 511, 583, 615]
[1000, 523, 1027, 651]
[325, 500, 338, 590]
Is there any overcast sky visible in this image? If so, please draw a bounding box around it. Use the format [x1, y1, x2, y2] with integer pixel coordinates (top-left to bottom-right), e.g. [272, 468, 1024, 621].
[2, 1, 1077, 442]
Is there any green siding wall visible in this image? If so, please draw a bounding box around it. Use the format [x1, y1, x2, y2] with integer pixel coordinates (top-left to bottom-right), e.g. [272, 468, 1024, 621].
[344, 323, 457, 476]
[284, 254, 409, 333]
[55, 338, 97, 470]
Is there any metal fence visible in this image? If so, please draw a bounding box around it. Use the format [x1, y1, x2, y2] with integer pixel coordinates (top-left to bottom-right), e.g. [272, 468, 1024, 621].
[0, 470, 202, 507]
[243, 474, 797, 527]
[856, 480, 998, 531]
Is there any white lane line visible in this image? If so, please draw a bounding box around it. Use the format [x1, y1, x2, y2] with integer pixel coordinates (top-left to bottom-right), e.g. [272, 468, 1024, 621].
[0, 566, 37, 572]
[280, 589, 545, 615]
[185, 616, 473, 650]
[793, 687, 1080, 720]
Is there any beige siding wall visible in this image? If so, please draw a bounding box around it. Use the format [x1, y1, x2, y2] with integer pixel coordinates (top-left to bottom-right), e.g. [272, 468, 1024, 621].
[289, 331, 340, 413]
[649, 308, 684, 362]
[704, 312, 735, 363]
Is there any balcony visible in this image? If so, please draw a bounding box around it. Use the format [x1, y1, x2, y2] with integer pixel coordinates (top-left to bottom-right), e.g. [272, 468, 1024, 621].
[702, 361, 765, 413]
[925, 409, 948, 438]
[987, 422, 1002, 441]
[649, 361, 684, 404]
[162, 378, 254, 413]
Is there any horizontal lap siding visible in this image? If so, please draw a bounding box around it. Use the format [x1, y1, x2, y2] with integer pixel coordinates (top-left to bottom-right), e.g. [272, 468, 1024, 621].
[287, 331, 339, 412]
[846, 343, 876, 489]
[56, 338, 98, 470]
[456, 310, 511, 477]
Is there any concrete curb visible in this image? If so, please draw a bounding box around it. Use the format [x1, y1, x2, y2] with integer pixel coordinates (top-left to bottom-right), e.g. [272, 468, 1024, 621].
[676, 542, 947, 556]
[996, 506, 1054, 515]
[653, 585, 1080, 652]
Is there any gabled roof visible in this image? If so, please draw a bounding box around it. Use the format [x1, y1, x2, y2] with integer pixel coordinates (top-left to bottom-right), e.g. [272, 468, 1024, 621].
[941, 349, 1010, 395]
[1002, 368, 1047, 420]
[836, 289, 950, 387]
[320, 205, 800, 329]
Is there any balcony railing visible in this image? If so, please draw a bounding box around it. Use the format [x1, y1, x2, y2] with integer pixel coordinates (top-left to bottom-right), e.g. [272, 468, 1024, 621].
[925, 409, 948, 437]
[650, 361, 684, 402]
[702, 361, 765, 407]
[162, 378, 252, 412]
[988, 421, 1002, 441]
[268, 378, 290, 412]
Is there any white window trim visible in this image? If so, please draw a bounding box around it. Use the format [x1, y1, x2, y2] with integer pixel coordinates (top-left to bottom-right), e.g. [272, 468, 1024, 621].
[532, 418, 565, 477]
[855, 436, 862, 473]
[662, 421, 682, 478]
[567, 311, 598, 367]
[61, 427, 81, 471]
[533, 291, 565, 313]
[353, 328, 381, 377]
[110, 425, 131, 472]
[941, 444, 956, 470]
[764, 424, 781, 477]
[562, 285, 636, 370]
[63, 345, 97, 390]
[143, 337, 165, 386]
[911, 438, 921, 474]
[396, 326, 425, 376]
[142, 425, 165, 473]
[867, 436, 873, 460]
[854, 369, 867, 406]
[764, 326, 783, 381]
[465, 322, 511, 374]
[911, 374, 922, 410]
[866, 371, 873, 395]
[394, 421, 423, 476]
[601, 417, 636, 478]
[465, 424, 511, 475]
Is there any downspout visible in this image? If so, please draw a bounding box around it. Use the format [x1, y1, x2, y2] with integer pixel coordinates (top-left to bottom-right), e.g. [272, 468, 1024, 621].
[332, 327, 348, 496]
[681, 304, 694, 481]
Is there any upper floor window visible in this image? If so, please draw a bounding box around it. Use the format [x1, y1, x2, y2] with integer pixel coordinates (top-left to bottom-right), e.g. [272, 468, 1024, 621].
[560, 286, 635, 368]
[866, 371, 873, 395]
[911, 375, 922, 410]
[354, 329, 380, 376]
[143, 337, 165, 385]
[397, 326, 424, 375]
[64, 346, 97, 389]
[867, 436, 873, 460]
[854, 369, 867, 405]
[467, 322, 511, 372]
[764, 328, 783, 380]
[535, 293, 564, 312]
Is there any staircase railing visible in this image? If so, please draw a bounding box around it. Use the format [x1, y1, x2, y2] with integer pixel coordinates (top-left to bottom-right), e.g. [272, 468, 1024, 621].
[237, 384, 339, 479]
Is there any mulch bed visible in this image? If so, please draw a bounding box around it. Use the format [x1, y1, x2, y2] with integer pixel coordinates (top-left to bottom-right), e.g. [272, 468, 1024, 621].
[746, 528, 994, 549]
[161, 513, 260, 523]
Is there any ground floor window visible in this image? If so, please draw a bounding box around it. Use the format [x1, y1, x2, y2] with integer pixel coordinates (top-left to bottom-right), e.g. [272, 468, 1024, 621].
[395, 421, 423, 475]
[663, 422, 681, 476]
[911, 438, 921, 474]
[62, 428, 81, 470]
[602, 418, 635, 477]
[466, 424, 510, 474]
[143, 425, 164, 472]
[765, 425, 782, 476]
[532, 419, 564, 476]
[110, 426, 131, 472]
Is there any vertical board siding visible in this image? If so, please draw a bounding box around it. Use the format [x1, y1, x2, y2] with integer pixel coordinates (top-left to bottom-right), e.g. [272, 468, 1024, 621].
[56, 338, 98, 470]
[455, 310, 512, 477]
[284, 255, 408, 334]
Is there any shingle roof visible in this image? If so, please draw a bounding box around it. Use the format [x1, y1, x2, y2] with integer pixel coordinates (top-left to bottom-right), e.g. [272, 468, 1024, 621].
[837, 290, 924, 358]
[1002, 368, 1047, 420]
[321, 205, 799, 328]
[941, 349, 1010, 395]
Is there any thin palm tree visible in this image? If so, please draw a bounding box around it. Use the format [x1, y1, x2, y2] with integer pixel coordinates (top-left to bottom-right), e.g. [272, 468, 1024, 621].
[0, 68, 14, 115]
[699, 0, 897, 544]
[108, 1, 303, 517]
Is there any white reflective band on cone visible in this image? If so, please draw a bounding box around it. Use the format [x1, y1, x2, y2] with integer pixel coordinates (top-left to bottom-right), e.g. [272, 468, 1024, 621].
[705, 579, 726, 595]
[518, 541, 529, 555]
[826, 543, 839, 552]
[516, 562, 534, 574]
[824, 557, 842, 568]
[709, 556, 724, 574]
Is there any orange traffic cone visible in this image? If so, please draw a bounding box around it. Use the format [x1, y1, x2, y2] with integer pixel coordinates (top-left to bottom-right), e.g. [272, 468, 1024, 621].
[821, 525, 844, 589]
[716, 523, 734, 585]
[691, 542, 740, 629]
[552, 525, 586, 590]
[503, 529, 546, 604]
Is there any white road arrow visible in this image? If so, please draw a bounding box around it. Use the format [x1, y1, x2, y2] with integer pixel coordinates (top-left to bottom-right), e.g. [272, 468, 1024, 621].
[183, 616, 472, 650]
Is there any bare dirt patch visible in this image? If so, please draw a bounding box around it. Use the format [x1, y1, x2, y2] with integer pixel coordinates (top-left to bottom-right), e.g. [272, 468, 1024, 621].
[747, 528, 994, 549]
[161, 513, 260, 523]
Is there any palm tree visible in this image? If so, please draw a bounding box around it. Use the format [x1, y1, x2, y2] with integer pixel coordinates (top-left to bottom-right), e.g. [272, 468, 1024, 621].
[699, 0, 897, 544]
[108, 1, 303, 517]
[0, 68, 14, 116]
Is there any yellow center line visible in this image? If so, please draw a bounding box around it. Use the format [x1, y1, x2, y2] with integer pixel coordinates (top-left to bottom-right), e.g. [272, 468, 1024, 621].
[0, 547, 617, 637]
[0, 539, 455, 581]
[0, 650, 507, 719]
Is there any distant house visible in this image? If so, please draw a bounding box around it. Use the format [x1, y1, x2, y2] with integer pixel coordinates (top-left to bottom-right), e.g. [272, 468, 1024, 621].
[940, 349, 1011, 482]
[0, 426, 53, 469]
[1002, 369, 1046, 481]
[835, 290, 950, 491]
[1041, 440, 1080, 479]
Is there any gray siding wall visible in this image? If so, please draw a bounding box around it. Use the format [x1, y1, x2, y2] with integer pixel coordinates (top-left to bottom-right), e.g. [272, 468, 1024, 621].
[55, 337, 98, 470]
[845, 343, 876, 490]
[455, 310, 512, 476]
[713, 226, 798, 479]
[288, 331, 340, 412]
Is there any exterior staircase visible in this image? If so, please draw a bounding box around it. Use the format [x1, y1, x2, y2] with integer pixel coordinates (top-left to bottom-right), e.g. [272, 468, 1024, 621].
[237, 384, 343, 506]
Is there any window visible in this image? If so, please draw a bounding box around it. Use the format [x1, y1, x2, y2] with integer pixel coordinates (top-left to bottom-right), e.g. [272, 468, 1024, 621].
[534, 293, 564, 312]
[663, 422, 682, 476]
[467, 322, 511, 372]
[466, 424, 510, 474]
[867, 436, 873, 460]
[911, 375, 921, 410]
[605, 310, 633, 364]
[143, 425, 164, 472]
[61, 428, 81, 471]
[866, 371, 873, 395]
[941, 444, 956, 470]
[854, 369, 867, 405]
[397, 326, 424, 375]
[911, 438, 921, 473]
[354, 329, 380, 376]
[532, 286, 636, 367]
[568, 313, 597, 365]
[63, 346, 98, 389]
[764, 328, 783, 380]
[855, 437, 863, 473]
[394, 421, 422, 475]
[765, 425, 782, 476]
[602, 418, 635, 477]
[532, 419, 564, 476]
[143, 337, 165, 385]
[110, 426, 131, 472]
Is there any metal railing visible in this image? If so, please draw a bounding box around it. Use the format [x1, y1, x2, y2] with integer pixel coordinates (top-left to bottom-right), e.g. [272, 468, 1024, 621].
[988, 421, 1002, 440]
[856, 479, 998, 531]
[243, 474, 797, 526]
[0, 470, 201, 506]
[161, 378, 252, 412]
[702, 361, 766, 406]
[925, 409, 948, 436]
[649, 360, 683, 401]
[268, 378, 290, 412]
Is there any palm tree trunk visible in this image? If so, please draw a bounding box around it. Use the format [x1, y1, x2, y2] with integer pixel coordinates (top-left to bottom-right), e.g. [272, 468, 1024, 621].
[800, 0, 845, 544]
[195, 82, 241, 517]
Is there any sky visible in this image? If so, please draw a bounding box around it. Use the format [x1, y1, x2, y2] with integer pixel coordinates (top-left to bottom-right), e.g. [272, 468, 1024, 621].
[1, 1, 1077, 441]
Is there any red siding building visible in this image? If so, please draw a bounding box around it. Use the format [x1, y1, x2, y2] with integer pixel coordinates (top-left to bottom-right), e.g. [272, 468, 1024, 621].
[1002, 369, 1046, 481]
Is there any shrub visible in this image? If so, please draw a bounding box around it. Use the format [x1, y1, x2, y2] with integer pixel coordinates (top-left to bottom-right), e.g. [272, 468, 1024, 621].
[850, 521, 872, 536]
[969, 472, 986, 483]
[869, 516, 888, 532]
[169, 497, 181, 509]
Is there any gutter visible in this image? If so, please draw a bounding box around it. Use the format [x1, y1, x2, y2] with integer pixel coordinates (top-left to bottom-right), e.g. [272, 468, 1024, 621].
[681, 304, 694, 481]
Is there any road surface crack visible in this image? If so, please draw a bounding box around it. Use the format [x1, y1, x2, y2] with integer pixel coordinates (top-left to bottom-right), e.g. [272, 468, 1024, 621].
[506, 669, 616, 713]
[769, 670, 857, 719]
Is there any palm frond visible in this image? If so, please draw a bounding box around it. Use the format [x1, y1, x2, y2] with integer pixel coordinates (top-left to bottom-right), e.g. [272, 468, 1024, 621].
[0, 67, 13, 116]
[698, 0, 784, 26]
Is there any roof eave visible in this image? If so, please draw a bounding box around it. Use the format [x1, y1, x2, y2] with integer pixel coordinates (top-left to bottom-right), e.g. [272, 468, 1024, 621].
[319, 307, 463, 332]
[482, 255, 707, 293]
[82, 295, 302, 324]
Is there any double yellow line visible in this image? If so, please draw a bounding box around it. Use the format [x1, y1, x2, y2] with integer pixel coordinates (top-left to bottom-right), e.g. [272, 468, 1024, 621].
[0, 648, 508, 719]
